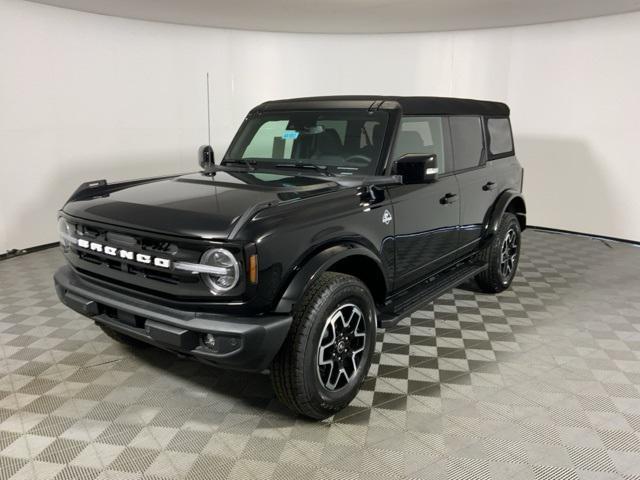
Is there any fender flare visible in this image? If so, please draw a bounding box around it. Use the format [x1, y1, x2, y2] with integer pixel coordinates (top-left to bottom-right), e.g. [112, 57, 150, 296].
[481, 189, 526, 246]
[274, 243, 389, 314]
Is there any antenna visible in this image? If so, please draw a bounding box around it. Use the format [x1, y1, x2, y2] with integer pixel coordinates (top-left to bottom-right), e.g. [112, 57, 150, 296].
[198, 72, 215, 172]
[206, 72, 212, 146]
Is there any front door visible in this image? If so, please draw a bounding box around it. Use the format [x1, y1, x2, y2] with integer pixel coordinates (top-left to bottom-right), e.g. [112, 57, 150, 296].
[388, 177, 460, 289]
[387, 116, 461, 290]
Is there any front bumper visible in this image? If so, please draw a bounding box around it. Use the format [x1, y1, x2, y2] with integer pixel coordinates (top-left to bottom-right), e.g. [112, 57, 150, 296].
[54, 265, 292, 372]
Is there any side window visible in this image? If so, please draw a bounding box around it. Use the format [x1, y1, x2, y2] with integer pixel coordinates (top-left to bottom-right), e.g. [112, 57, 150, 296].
[393, 116, 446, 173]
[450, 116, 484, 171]
[487, 117, 514, 157]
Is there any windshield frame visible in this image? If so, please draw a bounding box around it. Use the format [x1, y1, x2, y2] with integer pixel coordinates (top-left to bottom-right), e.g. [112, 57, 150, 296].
[223, 109, 397, 177]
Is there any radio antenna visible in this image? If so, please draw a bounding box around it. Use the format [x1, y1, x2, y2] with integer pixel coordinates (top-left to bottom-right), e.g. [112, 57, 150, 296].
[206, 72, 212, 146]
[198, 72, 216, 173]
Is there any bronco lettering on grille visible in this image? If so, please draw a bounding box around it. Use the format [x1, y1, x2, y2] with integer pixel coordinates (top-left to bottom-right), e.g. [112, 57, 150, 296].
[76, 238, 171, 268]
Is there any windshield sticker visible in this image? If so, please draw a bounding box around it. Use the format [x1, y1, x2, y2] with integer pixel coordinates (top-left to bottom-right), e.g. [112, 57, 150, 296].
[282, 130, 299, 140]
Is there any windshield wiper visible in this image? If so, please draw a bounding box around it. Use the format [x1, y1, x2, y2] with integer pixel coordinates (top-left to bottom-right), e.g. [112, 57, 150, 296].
[274, 162, 333, 176]
[223, 159, 256, 171]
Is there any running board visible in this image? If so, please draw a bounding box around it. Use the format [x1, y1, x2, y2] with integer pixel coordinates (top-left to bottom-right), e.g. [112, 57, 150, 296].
[378, 261, 487, 329]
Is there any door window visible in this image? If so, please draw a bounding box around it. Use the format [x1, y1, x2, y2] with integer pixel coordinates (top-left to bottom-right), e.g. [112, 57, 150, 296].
[450, 116, 484, 171]
[393, 116, 446, 173]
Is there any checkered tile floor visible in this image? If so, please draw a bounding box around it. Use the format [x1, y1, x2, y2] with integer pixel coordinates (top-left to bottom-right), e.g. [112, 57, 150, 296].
[1, 229, 640, 479]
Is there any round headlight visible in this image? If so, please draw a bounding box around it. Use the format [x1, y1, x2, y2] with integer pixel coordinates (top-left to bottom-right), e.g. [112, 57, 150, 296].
[200, 248, 240, 294]
[57, 217, 74, 249]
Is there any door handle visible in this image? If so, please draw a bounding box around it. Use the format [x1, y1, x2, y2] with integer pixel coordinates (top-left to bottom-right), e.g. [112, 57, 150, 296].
[440, 193, 458, 205]
[483, 181, 496, 191]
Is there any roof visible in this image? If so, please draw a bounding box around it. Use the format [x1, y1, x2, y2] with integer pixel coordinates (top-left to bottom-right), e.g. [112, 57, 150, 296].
[253, 95, 510, 117]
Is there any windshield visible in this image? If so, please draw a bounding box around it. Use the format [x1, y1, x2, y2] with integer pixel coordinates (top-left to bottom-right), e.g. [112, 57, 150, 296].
[225, 110, 389, 175]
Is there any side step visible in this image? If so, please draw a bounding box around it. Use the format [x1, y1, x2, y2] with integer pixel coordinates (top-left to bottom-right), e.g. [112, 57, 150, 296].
[378, 261, 487, 328]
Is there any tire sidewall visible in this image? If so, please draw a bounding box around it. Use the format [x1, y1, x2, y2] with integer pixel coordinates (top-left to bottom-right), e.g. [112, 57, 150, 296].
[495, 214, 521, 288]
[301, 278, 376, 410]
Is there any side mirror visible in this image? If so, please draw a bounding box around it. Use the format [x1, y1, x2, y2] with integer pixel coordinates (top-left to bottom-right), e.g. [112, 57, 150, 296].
[394, 154, 439, 184]
[198, 145, 215, 171]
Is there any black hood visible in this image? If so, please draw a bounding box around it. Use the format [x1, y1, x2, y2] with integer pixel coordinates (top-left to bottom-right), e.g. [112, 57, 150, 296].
[62, 171, 342, 239]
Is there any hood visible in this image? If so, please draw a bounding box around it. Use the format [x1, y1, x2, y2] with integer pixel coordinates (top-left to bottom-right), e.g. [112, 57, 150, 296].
[62, 171, 342, 239]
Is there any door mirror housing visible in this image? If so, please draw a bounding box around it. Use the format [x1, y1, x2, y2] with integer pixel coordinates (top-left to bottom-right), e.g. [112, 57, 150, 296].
[394, 154, 439, 184]
[198, 145, 215, 171]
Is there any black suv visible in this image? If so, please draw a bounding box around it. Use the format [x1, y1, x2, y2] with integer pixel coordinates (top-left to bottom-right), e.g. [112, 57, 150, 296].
[54, 96, 525, 419]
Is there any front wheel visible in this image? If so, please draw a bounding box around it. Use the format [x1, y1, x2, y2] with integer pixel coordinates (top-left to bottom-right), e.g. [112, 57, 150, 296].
[270, 272, 376, 419]
[475, 212, 522, 293]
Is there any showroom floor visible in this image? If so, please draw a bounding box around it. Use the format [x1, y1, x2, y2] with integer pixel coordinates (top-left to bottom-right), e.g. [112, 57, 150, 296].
[0, 230, 639, 480]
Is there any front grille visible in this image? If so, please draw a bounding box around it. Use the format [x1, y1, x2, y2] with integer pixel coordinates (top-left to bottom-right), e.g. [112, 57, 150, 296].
[63, 220, 218, 299]
[76, 250, 182, 285]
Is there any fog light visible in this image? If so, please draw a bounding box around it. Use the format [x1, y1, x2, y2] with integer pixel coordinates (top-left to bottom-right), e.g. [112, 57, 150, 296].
[203, 334, 216, 349]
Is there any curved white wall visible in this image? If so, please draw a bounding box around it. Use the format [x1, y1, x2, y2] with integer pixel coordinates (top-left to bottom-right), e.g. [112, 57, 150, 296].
[1, 0, 639, 252]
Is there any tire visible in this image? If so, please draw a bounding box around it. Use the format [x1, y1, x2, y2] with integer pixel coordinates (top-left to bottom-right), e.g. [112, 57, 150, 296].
[98, 324, 146, 348]
[475, 212, 521, 293]
[270, 272, 377, 419]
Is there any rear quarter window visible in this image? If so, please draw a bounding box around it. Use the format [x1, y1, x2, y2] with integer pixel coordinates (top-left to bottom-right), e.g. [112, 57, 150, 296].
[487, 117, 514, 158]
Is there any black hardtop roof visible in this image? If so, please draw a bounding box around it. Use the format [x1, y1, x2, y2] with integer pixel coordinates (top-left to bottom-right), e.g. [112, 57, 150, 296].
[252, 95, 509, 117]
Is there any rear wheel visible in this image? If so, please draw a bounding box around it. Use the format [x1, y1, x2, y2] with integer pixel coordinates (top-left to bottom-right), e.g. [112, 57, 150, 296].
[475, 212, 521, 293]
[270, 272, 376, 419]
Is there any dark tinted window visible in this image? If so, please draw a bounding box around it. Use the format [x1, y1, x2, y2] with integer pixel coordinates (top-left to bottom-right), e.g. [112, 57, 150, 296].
[450, 116, 483, 171]
[393, 117, 446, 173]
[487, 117, 514, 156]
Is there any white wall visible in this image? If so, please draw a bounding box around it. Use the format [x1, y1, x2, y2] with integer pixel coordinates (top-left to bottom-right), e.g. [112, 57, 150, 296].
[1, 0, 639, 252]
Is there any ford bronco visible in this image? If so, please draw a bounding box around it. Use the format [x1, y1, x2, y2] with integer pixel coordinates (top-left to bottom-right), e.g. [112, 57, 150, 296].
[54, 96, 525, 419]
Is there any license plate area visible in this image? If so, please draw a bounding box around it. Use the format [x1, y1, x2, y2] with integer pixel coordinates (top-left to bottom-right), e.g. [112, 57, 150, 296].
[103, 305, 145, 328]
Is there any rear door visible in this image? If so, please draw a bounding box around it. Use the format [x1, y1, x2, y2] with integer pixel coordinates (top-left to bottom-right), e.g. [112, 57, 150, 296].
[387, 116, 460, 289]
[450, 116, 498, 252]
